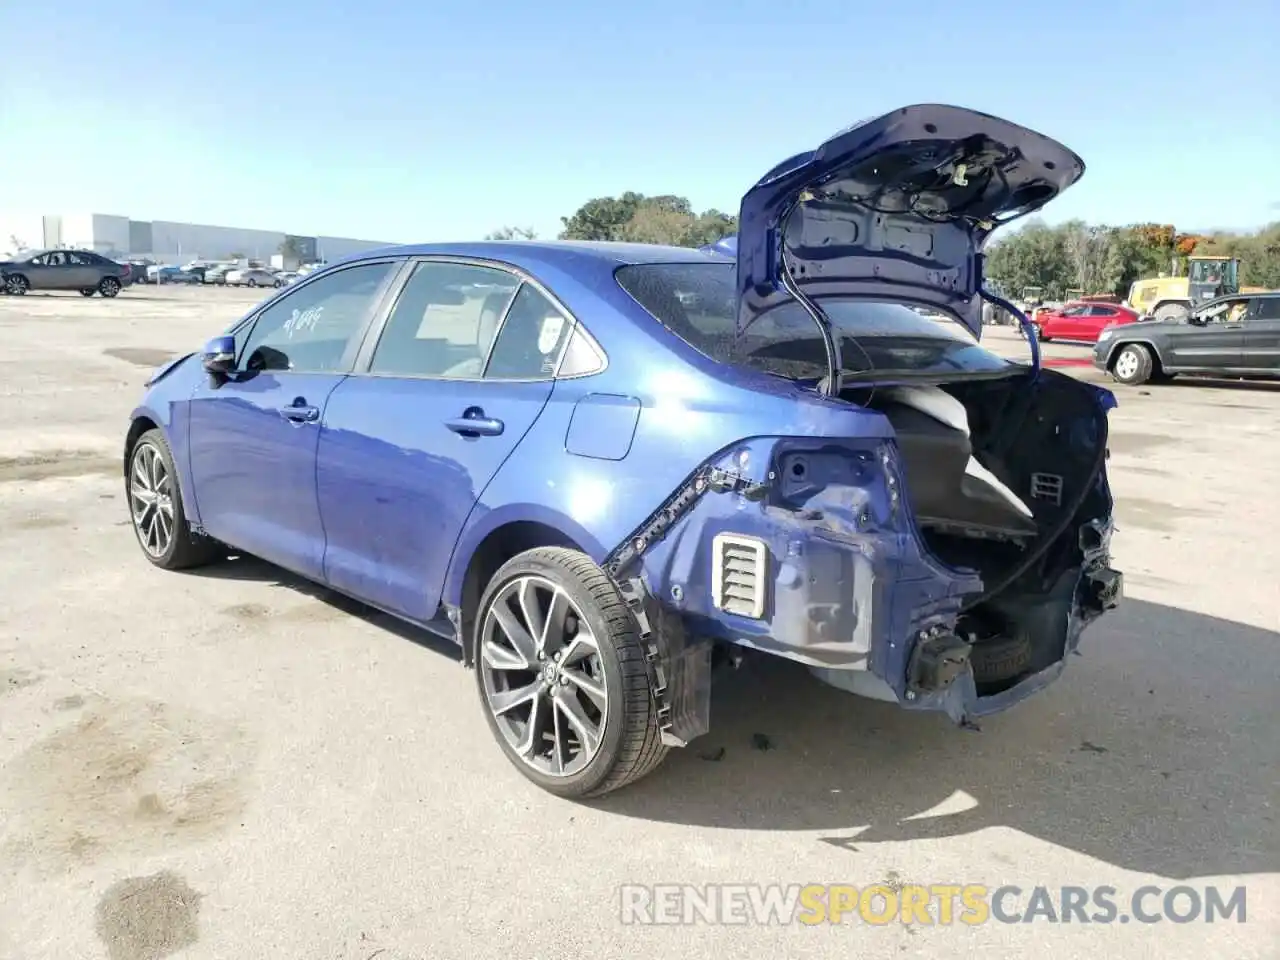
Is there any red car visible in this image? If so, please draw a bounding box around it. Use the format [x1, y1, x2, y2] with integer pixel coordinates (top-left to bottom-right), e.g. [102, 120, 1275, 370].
[1033, 301, 1141, 343]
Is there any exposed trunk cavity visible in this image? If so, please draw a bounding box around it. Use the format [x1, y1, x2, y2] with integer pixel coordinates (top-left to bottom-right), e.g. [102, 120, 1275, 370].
[852, 368, 1112, 694]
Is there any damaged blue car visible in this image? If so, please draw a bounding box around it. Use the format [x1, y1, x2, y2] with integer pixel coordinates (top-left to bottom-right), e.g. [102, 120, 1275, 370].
[124, 104, 1122, 798]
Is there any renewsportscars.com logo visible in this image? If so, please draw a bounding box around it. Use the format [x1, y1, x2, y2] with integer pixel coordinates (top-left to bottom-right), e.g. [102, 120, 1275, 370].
[619, 883, 1248, 926]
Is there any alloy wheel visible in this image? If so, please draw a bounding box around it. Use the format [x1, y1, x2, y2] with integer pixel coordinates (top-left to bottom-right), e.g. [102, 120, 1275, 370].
[479, 574, 609, 777]
[5, 276, 28, 295]
[129, 443, 175, 558]
[101, 278, 120, 297]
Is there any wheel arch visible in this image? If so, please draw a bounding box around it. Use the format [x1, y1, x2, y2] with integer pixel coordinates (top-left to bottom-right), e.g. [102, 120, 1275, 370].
[123, 412, 162, 477]
[1107, 338, 1166, 373]
[447, 507, 607, 664]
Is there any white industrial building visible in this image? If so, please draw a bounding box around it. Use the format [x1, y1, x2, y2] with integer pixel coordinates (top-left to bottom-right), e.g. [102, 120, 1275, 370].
[0, 212, 394, 267]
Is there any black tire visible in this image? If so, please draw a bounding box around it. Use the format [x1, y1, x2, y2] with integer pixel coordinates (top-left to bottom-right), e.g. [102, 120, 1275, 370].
[474, 546, 668, 798]
[1033, 323, 1049, 342]
[5, 274, 29, 295]
[126, 429, 222, 570]
[1110, 343, 1154, 386]
[247, 278, 257, 288]
[99, 277, 121, 298]
[970, 636, 1033, 685]
[80, 288, 96, 297]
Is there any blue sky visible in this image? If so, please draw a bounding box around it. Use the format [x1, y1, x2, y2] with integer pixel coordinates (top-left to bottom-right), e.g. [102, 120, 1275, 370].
[2, 0, 1277, 243]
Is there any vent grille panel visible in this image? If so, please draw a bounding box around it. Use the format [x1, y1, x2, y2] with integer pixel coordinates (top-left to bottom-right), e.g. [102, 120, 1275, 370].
[711, 534, 768, 619]
[1030, 472, 1064, 506]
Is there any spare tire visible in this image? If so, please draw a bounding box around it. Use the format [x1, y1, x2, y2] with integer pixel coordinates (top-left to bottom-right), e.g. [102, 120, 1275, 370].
[970, 636, 1033, 684]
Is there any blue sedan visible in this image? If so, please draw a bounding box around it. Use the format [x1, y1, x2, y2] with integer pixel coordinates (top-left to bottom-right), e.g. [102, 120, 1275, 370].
[123, 104, 1122, 798]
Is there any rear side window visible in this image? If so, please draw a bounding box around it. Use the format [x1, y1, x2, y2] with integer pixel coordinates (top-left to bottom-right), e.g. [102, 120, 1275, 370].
[368, 262, 573, 380]
[1253, 298, 1280, 320]
[616, 261, 1007, 379]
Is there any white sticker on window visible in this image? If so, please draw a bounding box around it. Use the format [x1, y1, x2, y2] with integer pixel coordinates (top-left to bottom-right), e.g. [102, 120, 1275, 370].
[538, 313, 565, 354]
[284, 304, 324, 338]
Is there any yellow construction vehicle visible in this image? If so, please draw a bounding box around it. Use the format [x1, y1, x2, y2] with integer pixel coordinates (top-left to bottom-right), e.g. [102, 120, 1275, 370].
[1125, 255, 1267, 320]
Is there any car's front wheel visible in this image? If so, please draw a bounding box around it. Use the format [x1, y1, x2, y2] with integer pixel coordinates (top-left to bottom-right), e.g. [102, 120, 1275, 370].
[99, 277, 121, 298]
[247, 278, 258, 288]
[1111, 343, 1155, 386]
[80, 288, 95, 297]
[474, 547, 668, 798]
[127, 429, 222, 570]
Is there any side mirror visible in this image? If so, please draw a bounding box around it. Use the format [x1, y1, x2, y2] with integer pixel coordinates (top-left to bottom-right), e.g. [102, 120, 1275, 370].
[202, 335, 237, 375]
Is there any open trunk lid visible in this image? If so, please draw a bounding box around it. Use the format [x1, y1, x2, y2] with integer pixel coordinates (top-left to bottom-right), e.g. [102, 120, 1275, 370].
[734, 104, 1085, 339]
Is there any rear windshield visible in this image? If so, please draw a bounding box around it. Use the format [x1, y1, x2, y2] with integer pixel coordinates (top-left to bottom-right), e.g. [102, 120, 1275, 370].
[615, 261, 1011, 379]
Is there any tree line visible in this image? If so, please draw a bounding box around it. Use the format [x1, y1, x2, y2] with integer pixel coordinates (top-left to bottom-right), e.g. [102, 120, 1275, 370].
[487, 192, 737, 248]
[488, 199, 1280, 301]
[983, 220, 1280, 301]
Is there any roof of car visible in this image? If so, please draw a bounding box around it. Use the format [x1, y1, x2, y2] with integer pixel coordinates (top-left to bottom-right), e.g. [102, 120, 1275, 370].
[349, 240, 728, 271]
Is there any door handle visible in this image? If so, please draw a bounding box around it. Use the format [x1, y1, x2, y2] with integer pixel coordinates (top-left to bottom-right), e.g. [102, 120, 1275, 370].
[445, 409, 504, 437]
[280, 404, 319, 423]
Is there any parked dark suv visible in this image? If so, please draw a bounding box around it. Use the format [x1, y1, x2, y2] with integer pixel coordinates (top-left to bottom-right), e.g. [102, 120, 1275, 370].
[1093, 291, 1280, 385]
[0, 248, 132, 297]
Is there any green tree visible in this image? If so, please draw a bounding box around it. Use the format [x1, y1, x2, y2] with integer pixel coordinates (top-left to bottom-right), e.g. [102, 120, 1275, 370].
[559, 193, 737, 247]
[984, 221, 1072, 299]
[559, 192, 645, 240]
[278, 237, 307, 261]
[484, 226, 538, 240]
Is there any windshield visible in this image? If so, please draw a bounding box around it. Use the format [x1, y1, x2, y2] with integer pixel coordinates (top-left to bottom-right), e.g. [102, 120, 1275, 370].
[615, 262, 1011, 379]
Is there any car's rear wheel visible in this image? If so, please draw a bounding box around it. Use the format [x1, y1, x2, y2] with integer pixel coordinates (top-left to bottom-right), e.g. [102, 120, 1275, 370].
[127, 429, 222, 570]
[5, 275, 29, 295]
[474, 547, 668, 798]
[99, 277, 121, 298]
[1111, 343, 1154, 385]
[80, 288, 95, 297]
[247, 278, 257, 287]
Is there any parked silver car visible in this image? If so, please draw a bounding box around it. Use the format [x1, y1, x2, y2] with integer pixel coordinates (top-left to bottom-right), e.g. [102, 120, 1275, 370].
[225, 267, 282, 288]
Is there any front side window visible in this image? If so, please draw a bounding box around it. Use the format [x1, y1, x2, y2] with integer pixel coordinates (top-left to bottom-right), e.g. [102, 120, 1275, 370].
[616, 261, 1009, 380]
[238, 261, 394, 373]
[368, 262, 574, 380]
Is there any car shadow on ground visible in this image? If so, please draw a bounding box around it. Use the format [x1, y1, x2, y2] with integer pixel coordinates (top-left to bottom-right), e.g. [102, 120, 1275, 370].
[184, 552, 461, 660]
[1162, 377, 1280, 393]
[185, 555, 1277, 882]
[597, 598, 1278, 881]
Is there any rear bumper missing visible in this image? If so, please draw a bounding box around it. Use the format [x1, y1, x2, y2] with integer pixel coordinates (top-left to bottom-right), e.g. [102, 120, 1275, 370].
[618, 437, 1122, 733]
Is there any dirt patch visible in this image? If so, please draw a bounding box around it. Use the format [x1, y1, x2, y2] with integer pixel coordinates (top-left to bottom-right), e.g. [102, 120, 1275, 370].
[220, 602, 270, 621]
[0, 697, 254, 873]
[103, 347, 179, 368]
[1108, 432, 1174, 457]
[1115, 496, 1205, 533]
[2, 668, 41, 695]
[0, 450, 119, 483]
[11, 515, 70, 531]
[1121, 464, 1173, 479]
[54, 694, 87, 711]
[95, 871, 201, 960]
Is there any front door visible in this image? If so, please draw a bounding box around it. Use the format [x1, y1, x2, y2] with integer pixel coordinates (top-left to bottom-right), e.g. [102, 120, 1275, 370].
[1242, 297, 1280, 372]
[1163, 298, 1249, 370]
[186, 260, 401, 579]
[317, 261, 574, 622]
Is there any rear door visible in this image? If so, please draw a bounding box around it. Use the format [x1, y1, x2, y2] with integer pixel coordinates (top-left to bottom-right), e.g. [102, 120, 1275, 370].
[1242, 297, 1280, 371]
[185, 259, 402, 579]
[1164, 298, 1248, 370]
[66, 251, 100, 288]
[316, 259, 574, 622]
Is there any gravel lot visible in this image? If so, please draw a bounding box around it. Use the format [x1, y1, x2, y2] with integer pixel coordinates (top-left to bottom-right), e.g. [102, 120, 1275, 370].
[1, 286, 1277, 959]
